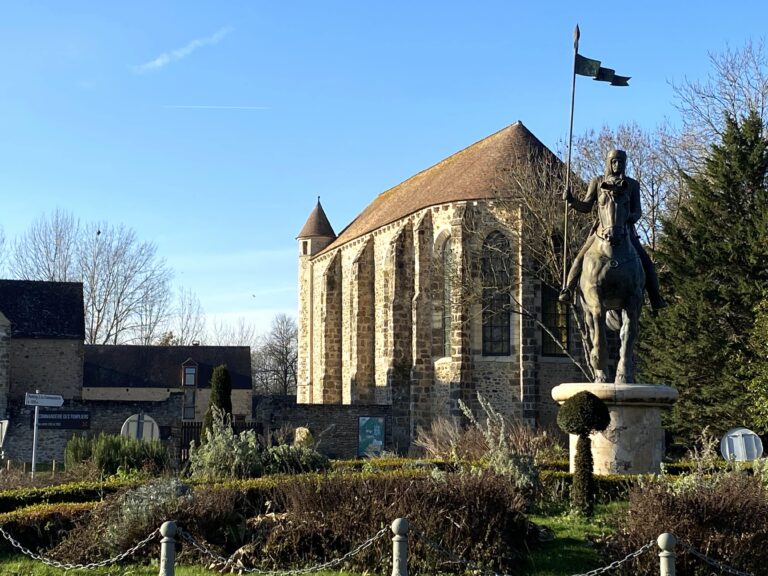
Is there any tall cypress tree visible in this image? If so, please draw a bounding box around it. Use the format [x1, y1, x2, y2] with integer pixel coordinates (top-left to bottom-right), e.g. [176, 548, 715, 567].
[202, 364, 233, 438]
[640, 111, 768, 445]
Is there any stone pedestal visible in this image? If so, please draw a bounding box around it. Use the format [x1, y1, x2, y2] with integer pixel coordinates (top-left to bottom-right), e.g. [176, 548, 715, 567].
[551, 383, 678, 475]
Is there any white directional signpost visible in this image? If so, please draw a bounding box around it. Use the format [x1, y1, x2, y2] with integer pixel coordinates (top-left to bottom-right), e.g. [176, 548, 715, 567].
[25, 391, 64, 479]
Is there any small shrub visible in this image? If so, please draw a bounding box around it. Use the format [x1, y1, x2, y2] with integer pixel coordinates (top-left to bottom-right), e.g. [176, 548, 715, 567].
[262, 445, 329, 475]
[63, 434, 91, 470]
[64, 433, 169, 476]
[188, 407, 263, 480]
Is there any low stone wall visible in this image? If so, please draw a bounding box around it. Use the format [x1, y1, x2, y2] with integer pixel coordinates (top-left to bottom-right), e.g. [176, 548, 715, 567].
[3, 395, 183, 465]
[252, 395, 393, 459]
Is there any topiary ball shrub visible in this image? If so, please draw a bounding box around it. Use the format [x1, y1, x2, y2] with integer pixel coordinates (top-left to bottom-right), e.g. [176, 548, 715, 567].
[556, 391, 610, 437]
[557, 391, 610, 516]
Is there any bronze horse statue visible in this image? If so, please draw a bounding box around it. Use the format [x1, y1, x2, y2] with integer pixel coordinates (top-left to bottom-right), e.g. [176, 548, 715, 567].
[577, 181, 645, 384]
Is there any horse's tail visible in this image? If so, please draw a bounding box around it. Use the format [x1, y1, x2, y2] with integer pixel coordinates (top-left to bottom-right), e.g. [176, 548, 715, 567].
[607, 310, 622, 332]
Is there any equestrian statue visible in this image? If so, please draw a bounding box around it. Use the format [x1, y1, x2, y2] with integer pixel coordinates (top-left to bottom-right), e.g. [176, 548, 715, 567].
[559, 149, 666, 384]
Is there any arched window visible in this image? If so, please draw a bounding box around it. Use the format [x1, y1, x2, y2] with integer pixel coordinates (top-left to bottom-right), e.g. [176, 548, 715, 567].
[441, 237, 452, 357]
[481, 232, 511, 356]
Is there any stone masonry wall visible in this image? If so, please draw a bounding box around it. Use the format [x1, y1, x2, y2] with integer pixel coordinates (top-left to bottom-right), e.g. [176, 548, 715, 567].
[298, 198, 586, 442]
[253, 395, 393, 459]
[0, 315, 10, 419]
[9, 339, 84, 401]
[3, 394, 182, 465]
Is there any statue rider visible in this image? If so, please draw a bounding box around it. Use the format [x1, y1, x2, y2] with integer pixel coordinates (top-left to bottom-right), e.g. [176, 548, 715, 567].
[559, 149, 667, 313]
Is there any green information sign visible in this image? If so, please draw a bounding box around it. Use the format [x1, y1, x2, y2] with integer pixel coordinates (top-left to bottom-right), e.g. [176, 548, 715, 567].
[358, 416, 384, 457]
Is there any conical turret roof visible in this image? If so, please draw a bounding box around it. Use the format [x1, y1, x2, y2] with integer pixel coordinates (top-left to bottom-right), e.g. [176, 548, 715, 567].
[297, 199, 336, 239]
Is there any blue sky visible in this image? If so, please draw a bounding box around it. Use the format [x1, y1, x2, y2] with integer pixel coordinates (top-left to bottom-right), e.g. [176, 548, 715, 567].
[1, 1, 766, 334]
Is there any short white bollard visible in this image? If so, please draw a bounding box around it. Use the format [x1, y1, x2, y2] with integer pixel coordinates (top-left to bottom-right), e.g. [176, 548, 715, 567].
[159, 521, 177, 576]
[391, 518, 409, 576]
[657, 532, 676, 576]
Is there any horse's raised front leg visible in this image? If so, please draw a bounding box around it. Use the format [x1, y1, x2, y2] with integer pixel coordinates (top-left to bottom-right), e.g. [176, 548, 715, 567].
[616, 302, 640, 383]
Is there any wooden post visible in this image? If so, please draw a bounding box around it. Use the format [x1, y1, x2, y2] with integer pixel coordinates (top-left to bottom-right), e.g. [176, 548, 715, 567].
[51, 459, 57, 478]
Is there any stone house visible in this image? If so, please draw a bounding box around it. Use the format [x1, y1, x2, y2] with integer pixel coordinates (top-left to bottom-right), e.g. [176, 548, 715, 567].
[0, 279, 252, 463]
[297, 121, 583, 451]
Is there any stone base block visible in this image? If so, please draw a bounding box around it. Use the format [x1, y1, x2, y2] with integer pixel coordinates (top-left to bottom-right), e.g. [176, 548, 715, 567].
[551, 383, 678, 475]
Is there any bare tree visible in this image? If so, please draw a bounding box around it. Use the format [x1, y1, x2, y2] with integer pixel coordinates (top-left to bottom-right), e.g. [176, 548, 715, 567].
[0, 226, 6, 274]
[9, 210, 174, 344]
[572, 123, 685, 252]
[171, 287, 206, 345]
[208, 316, 259, 347]
[79, 222, 173, 344]
[442, 147, 594, 378]
[252, 314, 298, 395]
[10, 208, 80, 281]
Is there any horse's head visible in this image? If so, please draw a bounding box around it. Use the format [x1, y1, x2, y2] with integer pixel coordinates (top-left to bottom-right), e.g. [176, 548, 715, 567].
[596, 180, 630, 247]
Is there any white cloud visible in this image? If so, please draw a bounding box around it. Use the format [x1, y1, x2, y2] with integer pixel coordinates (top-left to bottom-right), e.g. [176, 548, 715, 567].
[133, 26, 233, 74]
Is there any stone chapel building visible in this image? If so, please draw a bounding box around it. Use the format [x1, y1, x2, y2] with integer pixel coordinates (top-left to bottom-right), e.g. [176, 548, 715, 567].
[297, 121, 583, 450]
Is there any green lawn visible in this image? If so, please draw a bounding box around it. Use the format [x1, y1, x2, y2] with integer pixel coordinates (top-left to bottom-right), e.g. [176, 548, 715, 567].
[523, 503, 625, 576]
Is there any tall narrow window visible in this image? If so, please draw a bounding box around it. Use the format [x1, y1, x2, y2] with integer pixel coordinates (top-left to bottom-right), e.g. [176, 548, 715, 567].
[181, 359, 198, 420]
[541, 284, 569, 356]
[182, 389, 196, 420]
[441, 237, 452, 357]
[481, 232, 512, 356]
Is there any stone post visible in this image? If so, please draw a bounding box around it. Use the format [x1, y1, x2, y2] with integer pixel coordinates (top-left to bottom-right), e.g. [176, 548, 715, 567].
[159, 521, 177, 576]
[391, 518, 409, 576]
[657, 532, 676, 576]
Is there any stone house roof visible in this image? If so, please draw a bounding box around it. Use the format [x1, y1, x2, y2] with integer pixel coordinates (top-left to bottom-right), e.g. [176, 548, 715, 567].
[317, 121, 554, 255]
[83, 345, 252, 390]
[297, 199, 336, 239]
[0, 280, 85, 339]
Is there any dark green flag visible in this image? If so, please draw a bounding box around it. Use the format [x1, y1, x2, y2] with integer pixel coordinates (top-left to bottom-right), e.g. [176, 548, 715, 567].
[575, 54, 601, 77]
[575, 54, 630, 86]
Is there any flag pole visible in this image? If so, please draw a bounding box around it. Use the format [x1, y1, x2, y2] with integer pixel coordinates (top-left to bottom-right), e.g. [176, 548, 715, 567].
[562, 24, 580, 291]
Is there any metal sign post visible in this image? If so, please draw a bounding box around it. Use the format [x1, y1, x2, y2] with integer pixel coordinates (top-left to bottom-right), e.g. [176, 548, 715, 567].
[30, 390, 39, 480]
[25, 392, 64, 479]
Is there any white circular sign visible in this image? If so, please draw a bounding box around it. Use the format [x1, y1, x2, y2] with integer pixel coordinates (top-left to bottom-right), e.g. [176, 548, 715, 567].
[720, 427, 763, 462]
[120, 414, 160, 441]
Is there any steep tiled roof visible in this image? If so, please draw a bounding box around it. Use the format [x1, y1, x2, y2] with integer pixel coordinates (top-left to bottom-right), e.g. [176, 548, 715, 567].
[318, 121, 553, 255]
[0, 280, 85, 339]
[83, 345, 252, 389]
[297, 199, 336, 239]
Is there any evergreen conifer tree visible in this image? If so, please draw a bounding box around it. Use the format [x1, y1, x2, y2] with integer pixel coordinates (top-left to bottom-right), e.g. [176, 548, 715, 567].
[640, 111, 768, 444]
[202, 364, 233, 439]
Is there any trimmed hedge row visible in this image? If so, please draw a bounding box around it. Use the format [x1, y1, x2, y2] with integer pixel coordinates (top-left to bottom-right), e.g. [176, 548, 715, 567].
[0, 479, 139, 514]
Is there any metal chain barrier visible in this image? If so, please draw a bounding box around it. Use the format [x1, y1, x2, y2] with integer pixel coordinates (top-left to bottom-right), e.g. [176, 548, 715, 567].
[410, 525, 504, 576]
[0, 524, 158, 570]
[679, 540, 754, 576]
[565, 540, 655, 576]
[179, 525, 390, 575]
[413, 525, 655, 576]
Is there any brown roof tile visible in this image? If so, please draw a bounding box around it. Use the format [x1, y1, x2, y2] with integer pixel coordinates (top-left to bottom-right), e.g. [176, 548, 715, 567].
[318, 121, 552, 255]
[297, 199, 336, 239]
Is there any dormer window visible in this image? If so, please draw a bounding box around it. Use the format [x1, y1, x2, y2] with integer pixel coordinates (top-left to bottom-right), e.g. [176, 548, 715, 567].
[183, 366, 197, 386]
[182, 358, 198, 387]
